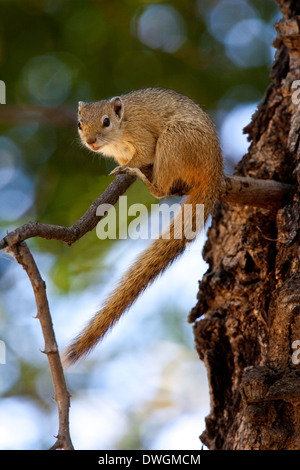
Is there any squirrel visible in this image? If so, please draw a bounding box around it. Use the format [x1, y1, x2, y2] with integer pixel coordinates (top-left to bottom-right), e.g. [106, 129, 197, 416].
[64, 87, 223, 365]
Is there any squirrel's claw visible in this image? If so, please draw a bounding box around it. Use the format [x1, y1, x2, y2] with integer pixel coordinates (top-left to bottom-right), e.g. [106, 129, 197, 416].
[109, 166, 137, 177]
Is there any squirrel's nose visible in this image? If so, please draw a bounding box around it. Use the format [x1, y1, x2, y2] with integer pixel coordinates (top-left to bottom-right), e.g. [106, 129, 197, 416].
[86, 137, 96, 145]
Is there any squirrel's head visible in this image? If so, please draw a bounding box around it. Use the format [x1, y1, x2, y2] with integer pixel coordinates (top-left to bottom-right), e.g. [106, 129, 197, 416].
[77, 97, 124, 153]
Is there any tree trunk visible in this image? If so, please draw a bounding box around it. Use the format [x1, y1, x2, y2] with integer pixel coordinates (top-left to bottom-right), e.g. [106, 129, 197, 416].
[190, 0, 300, 450]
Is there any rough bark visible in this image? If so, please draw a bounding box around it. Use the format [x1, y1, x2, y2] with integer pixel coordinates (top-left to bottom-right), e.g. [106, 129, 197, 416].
[190, 0, 300, 450]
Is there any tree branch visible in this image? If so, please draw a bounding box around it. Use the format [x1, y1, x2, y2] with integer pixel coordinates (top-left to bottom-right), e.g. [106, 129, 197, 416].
[0, 173, 136, 250]
[6, 241, 74, 450]
[0, 105, 76, 127]
[220, 175, 292, 211]
[0, 174, 292, 252]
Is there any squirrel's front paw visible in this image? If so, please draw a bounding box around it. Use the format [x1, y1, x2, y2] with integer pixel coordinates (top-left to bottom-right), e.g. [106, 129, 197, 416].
[109, 166, 138, 177]
[109, 166, 125, 176]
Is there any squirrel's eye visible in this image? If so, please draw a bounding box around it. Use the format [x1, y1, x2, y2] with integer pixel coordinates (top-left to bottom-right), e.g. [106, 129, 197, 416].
[78, 121, 82, 130]
[103, 117, 110, 127]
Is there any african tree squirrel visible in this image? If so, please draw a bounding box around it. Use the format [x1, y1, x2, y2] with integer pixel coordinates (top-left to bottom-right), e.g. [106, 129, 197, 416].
[65, 87, 223, 364]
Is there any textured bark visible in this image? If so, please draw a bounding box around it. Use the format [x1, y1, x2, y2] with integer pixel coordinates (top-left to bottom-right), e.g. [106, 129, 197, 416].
[190, 0, 300, 450]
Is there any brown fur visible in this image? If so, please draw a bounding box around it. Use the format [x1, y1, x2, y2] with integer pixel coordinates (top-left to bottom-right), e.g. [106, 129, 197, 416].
[65, 88, 223, 364]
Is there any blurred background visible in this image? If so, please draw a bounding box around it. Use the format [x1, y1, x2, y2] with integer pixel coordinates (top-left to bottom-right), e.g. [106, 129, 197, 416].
[0, 0, 279, 450]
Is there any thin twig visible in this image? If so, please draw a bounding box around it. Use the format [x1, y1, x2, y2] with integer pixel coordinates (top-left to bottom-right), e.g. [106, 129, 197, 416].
[0, 104, 76, 127]
[6, 241, 74, 450]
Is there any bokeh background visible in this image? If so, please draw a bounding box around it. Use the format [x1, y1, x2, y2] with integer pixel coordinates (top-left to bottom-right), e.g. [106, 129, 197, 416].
[0, 0, 279, 450]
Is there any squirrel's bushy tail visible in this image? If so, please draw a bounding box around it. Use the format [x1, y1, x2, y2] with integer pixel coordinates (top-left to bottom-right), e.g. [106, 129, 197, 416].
[64, 183, 218, 365]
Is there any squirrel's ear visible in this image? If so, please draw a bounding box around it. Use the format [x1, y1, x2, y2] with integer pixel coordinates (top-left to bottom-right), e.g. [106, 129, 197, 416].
[110, 97, 123, 120]
[78, 101, 85, 112]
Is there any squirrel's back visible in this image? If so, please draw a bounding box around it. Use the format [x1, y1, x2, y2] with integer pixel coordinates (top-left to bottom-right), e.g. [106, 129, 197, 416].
[120, 87, 213, 127]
